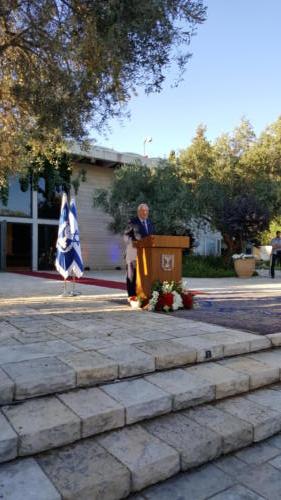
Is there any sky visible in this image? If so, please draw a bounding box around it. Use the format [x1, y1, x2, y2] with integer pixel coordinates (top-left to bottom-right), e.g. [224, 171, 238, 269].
[95, 0, 281, 159]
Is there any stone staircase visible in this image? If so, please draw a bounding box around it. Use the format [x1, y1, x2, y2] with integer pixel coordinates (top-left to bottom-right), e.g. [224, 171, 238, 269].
[2, 318, 281, 499]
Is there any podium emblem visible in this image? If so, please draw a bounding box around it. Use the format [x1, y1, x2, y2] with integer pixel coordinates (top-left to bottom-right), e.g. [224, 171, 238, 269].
[161, 254, 174, 271]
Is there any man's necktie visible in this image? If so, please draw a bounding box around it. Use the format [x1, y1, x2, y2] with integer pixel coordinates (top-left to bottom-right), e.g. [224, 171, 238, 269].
[142, 220, 148, 234]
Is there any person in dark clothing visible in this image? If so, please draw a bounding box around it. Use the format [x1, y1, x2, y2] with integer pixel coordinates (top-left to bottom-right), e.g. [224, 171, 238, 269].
[271, 231, 281, 278]
[124, 203, 155, 298]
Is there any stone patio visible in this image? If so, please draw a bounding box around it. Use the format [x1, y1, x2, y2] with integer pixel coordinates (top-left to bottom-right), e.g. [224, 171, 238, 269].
[1, 271, 281, 499]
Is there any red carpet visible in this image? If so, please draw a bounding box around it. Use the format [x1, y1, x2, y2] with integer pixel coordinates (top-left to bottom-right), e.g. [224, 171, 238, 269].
[11, 270, 204, 294]
[11, 270, 126, 290]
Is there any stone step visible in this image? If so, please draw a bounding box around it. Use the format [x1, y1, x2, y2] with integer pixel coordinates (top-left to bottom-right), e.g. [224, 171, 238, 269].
[0, 329, 271, 404]
[3, 385, 281, 499]
[2, 348, 281, 465]
[128, 434, 281, 500]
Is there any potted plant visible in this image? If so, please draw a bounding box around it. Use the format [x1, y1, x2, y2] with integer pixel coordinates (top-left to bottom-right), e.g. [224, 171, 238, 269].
[232, 253, 256, 278]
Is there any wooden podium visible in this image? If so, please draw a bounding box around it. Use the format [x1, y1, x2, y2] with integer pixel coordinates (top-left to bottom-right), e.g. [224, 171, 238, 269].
[134, 235, 190, 298]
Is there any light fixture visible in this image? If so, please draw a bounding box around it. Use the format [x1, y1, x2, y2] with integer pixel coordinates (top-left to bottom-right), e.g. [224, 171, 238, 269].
[143, 137, 153, 157]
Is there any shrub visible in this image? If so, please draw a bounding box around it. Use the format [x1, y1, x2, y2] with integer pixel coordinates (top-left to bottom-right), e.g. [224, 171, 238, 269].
[182, 254, 236, 278]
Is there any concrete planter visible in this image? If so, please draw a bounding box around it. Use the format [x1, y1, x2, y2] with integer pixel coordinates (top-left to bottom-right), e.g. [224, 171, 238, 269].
[234, 258, 255, 278]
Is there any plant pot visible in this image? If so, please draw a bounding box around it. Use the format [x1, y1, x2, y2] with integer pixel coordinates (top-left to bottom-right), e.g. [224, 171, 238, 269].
[129, 299, 141, 309]
[234, 258, 255, 278]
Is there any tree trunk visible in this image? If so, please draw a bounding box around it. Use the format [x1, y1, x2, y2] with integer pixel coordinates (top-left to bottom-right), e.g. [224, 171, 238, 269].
[222, 233, 242, 263]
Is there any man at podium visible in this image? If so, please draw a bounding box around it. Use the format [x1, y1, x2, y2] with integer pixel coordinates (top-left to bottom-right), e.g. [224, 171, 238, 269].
[124, 203, 155, 299]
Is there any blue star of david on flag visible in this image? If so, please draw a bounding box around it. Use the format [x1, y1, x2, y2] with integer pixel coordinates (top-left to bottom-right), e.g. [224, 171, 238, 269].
[55, 192, 74, 279]
[69, 196, 84, 278]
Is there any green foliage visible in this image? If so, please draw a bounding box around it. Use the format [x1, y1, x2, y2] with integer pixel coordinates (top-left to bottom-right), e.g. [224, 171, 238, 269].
[183, 255, 235, 277]
[0, 0, 206, 182]
[94, 161, 195, 236]
[177, 118, 281, 256]
[260, 217, 281, 245]
[0, 148, 86, 205]
[151, 280, 182, 294]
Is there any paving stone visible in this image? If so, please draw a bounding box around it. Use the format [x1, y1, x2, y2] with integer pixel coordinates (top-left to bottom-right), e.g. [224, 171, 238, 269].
[236, 463, 281, 500]
[210, 484, 264, 500]
[215, 455, 251, 477]
[185, 404, 253, 453]
[145, 369, 215, 410]
[0, 412, 18, 463]
[202, 332, 254, 356]
[243, 333, 271, 352]
[71, 337, 113, 350]
[104, 331, 144, 345]
[51, 332, 80, 343]
[185, 362, 249, 399]
[217, 396, 281, 441]
[12, 331, 57, 344]
[0, 367, 14, 404]
[127, 495, 146, 500]
[0, 457, 61, 500]
[98, 345, 155, 378]
[235, 441, 281, 465]
[1, 357, 76, 399]
[131, 331, 173, 341]
[101, 378, 172, 424]
[9, 319, 58, 333]
[0, 337, 21, 346]
[58, 386, 124, 437]
[144, 412, 222, 470]
[2, 396, 81, 455]
[37, 438, 130, 500]
[171, 336, 224, 362]
[246, 388, 281, 412]
[57, 351, 118, 386]
[134, 340, 196, 369]
[269, 453, 281, 470]
[218, 357, 280, 390]
[267, 433, 281, 449]
[141, 464, 234, 500]
[0, 321, 21, 335]
[267, 332, 281, 347]
[249, 350, 281, 370]
[97, 425, 180, 492]
[0, 340, 79, 364]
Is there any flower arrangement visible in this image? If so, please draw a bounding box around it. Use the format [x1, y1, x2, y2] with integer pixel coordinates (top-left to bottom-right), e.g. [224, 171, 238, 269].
[232, 253, 255, 260]
[148, 280, 194, 312]
[128, 292, 147, 309]
[128, 296, 141, 309]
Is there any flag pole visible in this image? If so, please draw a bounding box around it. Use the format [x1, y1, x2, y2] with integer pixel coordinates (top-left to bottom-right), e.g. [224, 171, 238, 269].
[69, 195, 84, 296]
[55, 192, 73, 296]
[70, 273, 80, 296]
[61, 278, 69, 297]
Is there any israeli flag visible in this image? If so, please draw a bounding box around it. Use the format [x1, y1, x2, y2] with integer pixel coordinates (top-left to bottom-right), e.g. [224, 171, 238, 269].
[55, 193, 74, 279]
[69, 196, 84, 278]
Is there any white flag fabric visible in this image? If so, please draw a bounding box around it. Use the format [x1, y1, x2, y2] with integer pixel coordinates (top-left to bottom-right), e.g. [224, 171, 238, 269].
[69, 196, 84, 278]
[55, 193, 73, 279]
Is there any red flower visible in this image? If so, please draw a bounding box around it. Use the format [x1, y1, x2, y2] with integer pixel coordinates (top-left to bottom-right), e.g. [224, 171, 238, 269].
[162, 292, 174, 307]
[155, 292, 174, 311]
[155, 295, 166, 311]
[181, 292, 193, 309]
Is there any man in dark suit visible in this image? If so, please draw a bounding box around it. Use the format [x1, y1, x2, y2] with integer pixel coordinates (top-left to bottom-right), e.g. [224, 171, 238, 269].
[124, 203, 155, 298]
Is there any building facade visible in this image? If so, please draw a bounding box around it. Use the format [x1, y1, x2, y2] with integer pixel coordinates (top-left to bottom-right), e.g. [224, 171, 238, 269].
[0, 146, 150, 272]
[0, 145, 222, 272]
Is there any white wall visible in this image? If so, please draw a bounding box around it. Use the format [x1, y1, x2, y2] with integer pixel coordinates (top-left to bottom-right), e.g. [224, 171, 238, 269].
[73, 163, 124, 270]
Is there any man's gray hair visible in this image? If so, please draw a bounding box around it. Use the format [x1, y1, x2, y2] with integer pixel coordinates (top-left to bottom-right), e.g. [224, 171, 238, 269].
[137, 203, 149, 211]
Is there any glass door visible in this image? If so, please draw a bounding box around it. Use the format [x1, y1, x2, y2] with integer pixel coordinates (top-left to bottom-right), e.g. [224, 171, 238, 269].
[6, 223, 32, 269]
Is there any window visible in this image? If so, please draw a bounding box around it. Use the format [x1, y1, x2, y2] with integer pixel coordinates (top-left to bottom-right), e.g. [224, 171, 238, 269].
[0, 177, 32, 217]
[37, 178, 61, 219]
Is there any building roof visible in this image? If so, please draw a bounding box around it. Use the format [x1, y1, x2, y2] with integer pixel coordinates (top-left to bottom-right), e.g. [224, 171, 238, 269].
[69, 143, 158, 168]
